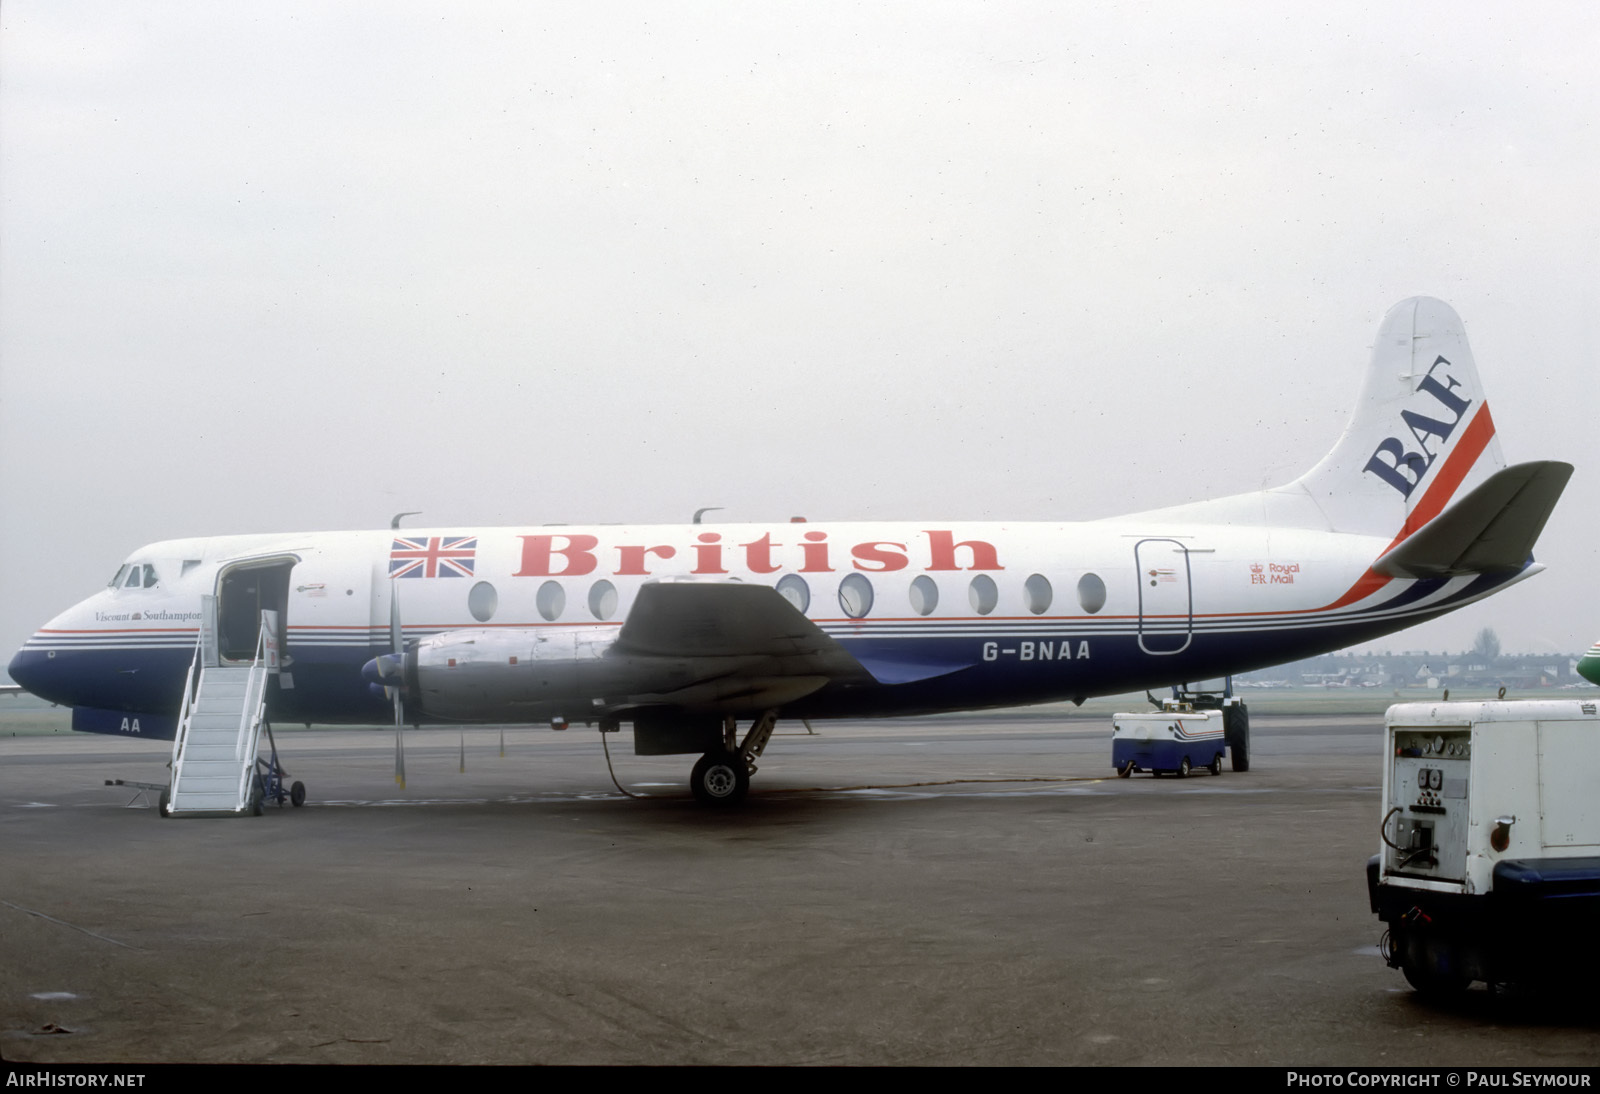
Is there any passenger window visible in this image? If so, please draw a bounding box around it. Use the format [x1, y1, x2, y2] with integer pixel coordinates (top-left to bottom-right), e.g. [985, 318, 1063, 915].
[536, 581, 565, 621]
[838, 573, 874, 619]
[776, 574, 810, 613]
[1077, 573, 1107, 614]
[909, 575, 938, 616]
[588, 580, 618, 620]
[968, 574, 998, 615]
[1024, 574, 1052, 615]
[468, 581, 498, 623]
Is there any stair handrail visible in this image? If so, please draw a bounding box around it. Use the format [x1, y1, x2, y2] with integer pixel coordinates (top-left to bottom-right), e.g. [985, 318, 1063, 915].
[231, 619, 273, 811]
[169, 630, 204, 795]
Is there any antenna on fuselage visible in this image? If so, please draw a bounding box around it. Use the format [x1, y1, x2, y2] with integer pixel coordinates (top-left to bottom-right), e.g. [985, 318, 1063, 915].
[391, 511, 422, 529]
[693, 507, 722, 524]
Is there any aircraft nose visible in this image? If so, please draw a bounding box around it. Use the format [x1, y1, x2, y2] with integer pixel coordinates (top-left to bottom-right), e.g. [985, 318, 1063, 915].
[8, 640, 53, 699]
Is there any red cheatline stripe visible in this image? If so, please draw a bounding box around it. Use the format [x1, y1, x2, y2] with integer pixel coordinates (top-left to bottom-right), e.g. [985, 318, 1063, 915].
[1382, 403, 1497, 551]
[1320, 402, 1497, 612]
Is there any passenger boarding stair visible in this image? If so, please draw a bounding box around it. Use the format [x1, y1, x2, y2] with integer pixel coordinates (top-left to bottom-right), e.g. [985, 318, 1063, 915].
[165, 613, 276, 816]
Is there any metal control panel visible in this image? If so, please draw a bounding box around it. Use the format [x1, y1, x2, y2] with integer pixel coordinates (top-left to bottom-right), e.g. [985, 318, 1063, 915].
[1386, 729, 1472, 882]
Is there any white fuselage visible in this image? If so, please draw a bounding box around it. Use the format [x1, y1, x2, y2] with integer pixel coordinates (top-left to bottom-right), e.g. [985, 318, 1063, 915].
[9, 517, 1531, 733]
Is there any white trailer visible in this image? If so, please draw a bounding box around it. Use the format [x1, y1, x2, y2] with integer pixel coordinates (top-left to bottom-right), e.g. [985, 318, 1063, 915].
[1367, 698, 1600, 995]
[1111, 706, 1227, 777]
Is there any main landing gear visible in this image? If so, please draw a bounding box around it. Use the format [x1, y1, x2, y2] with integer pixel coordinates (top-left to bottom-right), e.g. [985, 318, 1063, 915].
[690, 711, 778, 807]
[691, 752, 749, 805]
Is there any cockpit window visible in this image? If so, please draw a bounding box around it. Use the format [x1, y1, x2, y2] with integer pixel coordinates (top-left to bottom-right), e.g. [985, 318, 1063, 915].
[109, 565, 129, 588]
[113, 563, 159, 589]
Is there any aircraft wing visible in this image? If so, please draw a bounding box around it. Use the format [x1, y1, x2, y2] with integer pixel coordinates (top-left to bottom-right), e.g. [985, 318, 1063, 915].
[613, 581, 973, 689]
[1375, 461, 1574, 578]
[615, 580, 846, 659]
[601, 581, 864, 710]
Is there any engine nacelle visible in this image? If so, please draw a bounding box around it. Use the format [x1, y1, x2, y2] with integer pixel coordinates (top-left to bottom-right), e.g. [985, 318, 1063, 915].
[395, 627, 712, 723]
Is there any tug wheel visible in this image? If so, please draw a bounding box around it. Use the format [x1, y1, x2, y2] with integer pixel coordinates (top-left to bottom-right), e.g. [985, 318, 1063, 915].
[1176, 757, 1190, 778]
[1401, 957, 1470, 998]
[1118, 761, 1135, 778]
[1398, 933, 1471, 998]
[691, 751, 750, 806]
[1225, 703, 1251, 772]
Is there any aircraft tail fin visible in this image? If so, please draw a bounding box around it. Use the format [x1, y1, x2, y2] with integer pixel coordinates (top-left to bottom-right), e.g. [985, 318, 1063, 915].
[1288, 296, 1507, 538]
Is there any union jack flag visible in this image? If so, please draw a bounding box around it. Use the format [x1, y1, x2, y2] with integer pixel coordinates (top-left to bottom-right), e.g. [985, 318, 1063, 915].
[389, 536, 478, 579]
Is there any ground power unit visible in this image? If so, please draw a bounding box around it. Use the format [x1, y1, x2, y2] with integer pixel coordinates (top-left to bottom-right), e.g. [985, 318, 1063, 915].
[1367, 699, 1600, 995]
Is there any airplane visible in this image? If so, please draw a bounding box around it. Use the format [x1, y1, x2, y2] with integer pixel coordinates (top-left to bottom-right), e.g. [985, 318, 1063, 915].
[1580, 642, 1600, 687]
[6, 297, 1574, 806]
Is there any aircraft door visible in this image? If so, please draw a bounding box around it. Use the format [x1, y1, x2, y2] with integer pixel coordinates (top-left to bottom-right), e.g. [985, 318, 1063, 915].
[1134, 538, 1193, 655]
[216, 557, 296, 663]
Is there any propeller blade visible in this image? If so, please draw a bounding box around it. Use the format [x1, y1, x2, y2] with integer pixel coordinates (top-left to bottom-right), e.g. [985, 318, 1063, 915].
[390, 577, 402, 653]
[391, 578, 406, 789]
[394, 689, 406, 789]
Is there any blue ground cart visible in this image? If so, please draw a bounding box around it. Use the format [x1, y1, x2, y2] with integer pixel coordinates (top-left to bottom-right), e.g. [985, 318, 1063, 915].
[1111, 708, 1226, 778]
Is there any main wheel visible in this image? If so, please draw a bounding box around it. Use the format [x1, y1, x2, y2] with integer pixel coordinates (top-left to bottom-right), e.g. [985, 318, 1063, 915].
[290, 781, 306, 808]
[691, 751, 750, 806]
[1225, 703, 1251, 772]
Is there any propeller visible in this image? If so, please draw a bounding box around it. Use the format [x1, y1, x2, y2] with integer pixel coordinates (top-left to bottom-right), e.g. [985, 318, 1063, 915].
[390, 576, 406, 788]
[358, 579, 411, 787]
[387, 509, 420, 785]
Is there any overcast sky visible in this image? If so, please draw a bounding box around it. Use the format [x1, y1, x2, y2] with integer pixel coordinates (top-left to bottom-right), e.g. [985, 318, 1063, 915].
[2, 2, 1595, 670]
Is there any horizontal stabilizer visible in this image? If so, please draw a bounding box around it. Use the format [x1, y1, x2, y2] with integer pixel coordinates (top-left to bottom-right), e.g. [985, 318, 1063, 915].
[1374, 461, 1573, 578]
